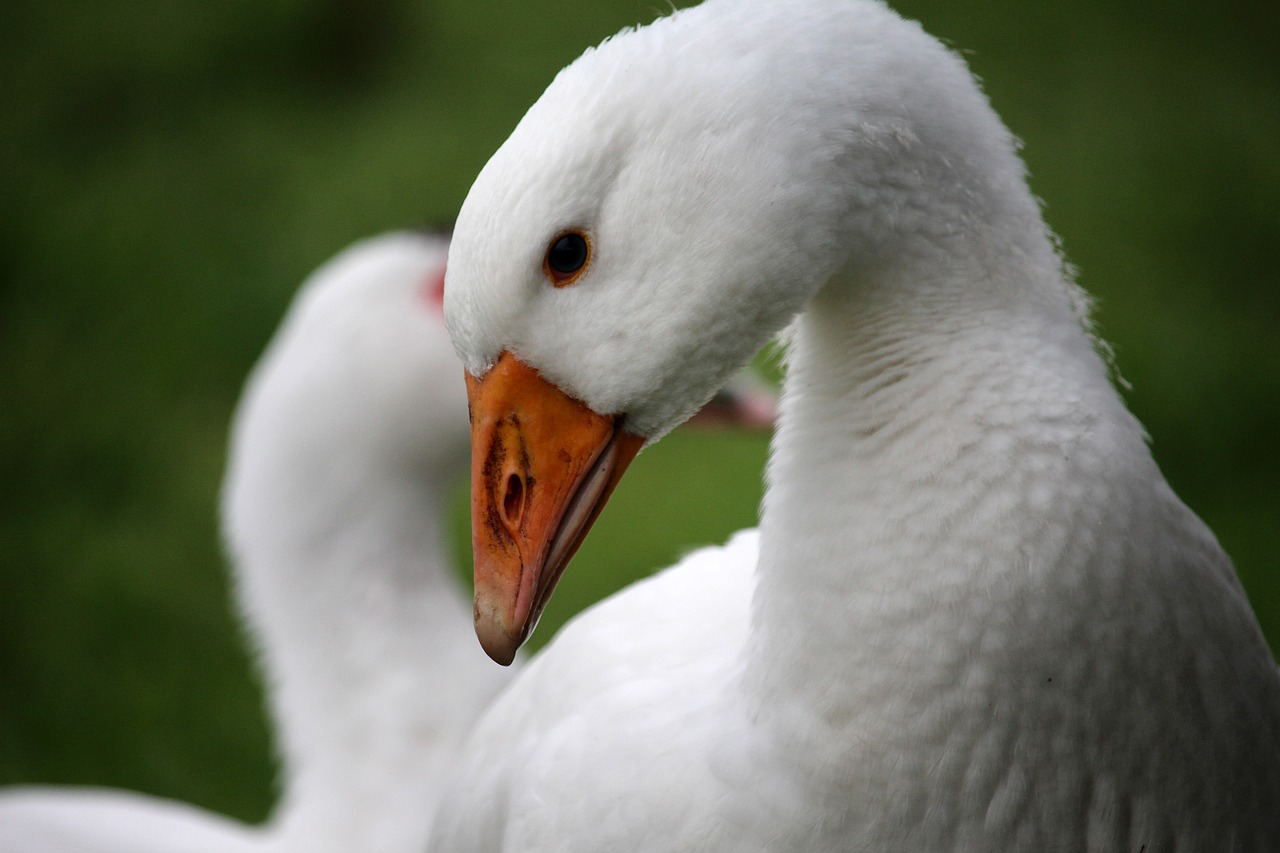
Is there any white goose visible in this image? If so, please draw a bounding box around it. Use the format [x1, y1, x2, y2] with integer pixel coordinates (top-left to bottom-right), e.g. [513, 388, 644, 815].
[433, 0, 1280, 849]
[0, 232, 511, 852]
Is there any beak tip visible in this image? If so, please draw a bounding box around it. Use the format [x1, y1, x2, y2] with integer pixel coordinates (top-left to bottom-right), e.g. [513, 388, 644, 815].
[475, 614, 521, 666]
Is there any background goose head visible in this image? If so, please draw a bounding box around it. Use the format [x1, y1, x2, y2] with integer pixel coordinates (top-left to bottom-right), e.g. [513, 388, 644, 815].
[228, 230, 466, 525]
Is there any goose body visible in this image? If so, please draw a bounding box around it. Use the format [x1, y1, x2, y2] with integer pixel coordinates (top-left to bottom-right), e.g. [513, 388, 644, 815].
[0, 233, 511, 852]
[435, 0, 1280, 849]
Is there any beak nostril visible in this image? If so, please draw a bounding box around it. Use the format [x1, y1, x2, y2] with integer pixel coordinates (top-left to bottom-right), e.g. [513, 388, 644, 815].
[502, 472, 525, 530]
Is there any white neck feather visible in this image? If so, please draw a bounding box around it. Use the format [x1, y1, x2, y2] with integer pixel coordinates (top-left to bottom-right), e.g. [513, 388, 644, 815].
[732, 195, 1280, 845]
[223, 394, 506, 850]
[741, 199, 1155, 808]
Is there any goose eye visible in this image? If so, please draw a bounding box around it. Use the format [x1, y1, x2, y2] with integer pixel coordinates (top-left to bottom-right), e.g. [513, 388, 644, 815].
[544, 231, 590, 287]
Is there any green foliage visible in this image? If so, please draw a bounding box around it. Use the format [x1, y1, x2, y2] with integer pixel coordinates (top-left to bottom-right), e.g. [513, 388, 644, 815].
[2, 0, 1276, 823]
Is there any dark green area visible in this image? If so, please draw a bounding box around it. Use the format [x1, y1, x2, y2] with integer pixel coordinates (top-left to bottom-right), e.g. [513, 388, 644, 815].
[2, 0, 1276, 824]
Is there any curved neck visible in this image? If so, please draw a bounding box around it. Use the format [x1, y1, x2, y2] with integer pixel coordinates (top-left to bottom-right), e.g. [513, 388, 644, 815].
[226, 455, 509, 850]
[742, 223, 1141, 769]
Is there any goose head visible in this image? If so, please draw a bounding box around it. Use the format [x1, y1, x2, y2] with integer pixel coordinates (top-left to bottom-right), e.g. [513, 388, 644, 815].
[225, 231, 467, 559]
[447, 16, 858, 440]
[443, 24, 820, 661]
[446, 0, 1042, 664]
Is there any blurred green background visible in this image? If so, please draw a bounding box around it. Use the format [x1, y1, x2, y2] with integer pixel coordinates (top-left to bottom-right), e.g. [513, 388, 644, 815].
[2, 0, 1276, 825]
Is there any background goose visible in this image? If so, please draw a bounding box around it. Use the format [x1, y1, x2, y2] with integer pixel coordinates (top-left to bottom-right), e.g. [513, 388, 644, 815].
[0, 233, 511, 852]
[0, 230, 773, 852]
[433, 0, 1280, 848]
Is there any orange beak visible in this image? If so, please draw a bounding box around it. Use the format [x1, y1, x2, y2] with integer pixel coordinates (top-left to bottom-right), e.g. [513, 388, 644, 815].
[465, 351, 644, 665]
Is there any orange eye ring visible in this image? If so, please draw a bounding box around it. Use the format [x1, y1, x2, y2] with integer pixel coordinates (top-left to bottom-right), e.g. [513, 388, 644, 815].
[544, 230, 591, 287]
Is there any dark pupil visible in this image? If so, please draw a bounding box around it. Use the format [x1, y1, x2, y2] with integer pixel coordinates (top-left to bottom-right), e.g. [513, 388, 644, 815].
[548, 233, 587, 274]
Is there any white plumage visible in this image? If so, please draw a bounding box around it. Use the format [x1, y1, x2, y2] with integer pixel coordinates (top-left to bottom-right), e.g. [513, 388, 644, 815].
[0, 233, 511, 852]
[436, 0, 1280, 849]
